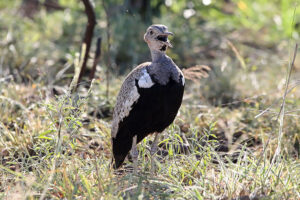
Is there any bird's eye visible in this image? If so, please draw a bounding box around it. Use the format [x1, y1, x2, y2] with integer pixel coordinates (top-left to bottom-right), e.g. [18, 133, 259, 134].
[150, 30, 153, 35]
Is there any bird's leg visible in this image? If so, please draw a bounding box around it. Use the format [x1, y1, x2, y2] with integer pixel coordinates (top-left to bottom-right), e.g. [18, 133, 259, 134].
[150, 132, 159, 173]
[150, 132, 159, 155]
[130, 135, 138, 173]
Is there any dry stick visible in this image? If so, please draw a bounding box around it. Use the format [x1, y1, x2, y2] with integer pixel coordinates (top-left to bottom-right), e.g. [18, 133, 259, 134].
[255, 43, 298, 178]
[276, 43, 298, 122]
[102, 0, 112, 99]
[77, 0, 96, 89]
[226, 39, 247, 70]
[71, 44, 86, 93]
[253, 44, 298, 184]
[89, 37, 102, 84]
[262, 44, 298, 181]
[273, 43, 298, 161]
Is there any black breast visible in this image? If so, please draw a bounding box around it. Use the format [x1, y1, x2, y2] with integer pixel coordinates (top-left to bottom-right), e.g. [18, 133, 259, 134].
[112, 75, 184, 168]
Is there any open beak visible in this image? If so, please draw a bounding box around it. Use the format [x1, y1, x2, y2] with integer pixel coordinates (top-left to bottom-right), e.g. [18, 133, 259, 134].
[165, 31, 173, 47]
[165, 31, 174, 36]
[156, 31, 174, 48]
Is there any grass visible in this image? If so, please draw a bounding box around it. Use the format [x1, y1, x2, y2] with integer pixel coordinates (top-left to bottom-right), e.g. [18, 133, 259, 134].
[0, 57, 299, 199]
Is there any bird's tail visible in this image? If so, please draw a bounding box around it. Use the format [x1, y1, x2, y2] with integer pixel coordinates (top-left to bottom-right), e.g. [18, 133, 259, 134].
[112, 136, 133, 169]
[113, 154, 127, 169]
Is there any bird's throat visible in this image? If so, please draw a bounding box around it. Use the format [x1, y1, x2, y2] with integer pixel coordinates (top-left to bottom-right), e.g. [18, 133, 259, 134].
[150, 49, 167, 62]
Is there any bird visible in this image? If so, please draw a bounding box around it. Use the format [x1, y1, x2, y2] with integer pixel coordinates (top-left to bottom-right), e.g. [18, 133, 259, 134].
[111, 24, 185, 170]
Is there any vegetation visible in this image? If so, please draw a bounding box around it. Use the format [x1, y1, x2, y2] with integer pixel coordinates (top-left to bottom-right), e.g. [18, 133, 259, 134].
[0, 0, 299, 199]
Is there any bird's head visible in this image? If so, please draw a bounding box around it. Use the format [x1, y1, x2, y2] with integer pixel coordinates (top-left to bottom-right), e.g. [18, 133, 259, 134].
[144, 24, 173, 52]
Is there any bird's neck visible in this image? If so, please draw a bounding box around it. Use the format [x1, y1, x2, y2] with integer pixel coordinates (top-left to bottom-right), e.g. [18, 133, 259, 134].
[150, 49, 167, 62]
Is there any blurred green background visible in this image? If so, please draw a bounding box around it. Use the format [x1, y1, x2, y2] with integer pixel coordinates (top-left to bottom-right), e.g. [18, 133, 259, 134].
[1, 0, 300, 77]
[1, 0, 300, 106]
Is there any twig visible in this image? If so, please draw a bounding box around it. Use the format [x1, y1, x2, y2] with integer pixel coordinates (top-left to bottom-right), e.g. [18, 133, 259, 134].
[226, 39, 247, 70]
[262, 43, 298, 180]
[273, 43, 298, 163]
[70, 44, 86, 93]
[77, 0, 96, 88]
[276, 43, 298, 121]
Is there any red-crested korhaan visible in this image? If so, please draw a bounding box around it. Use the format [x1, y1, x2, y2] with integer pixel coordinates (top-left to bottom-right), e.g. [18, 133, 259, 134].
[111, 24, 185, 169]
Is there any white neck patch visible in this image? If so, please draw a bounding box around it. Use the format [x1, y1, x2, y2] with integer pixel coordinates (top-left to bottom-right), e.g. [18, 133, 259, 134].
[138, 69, 154, 88]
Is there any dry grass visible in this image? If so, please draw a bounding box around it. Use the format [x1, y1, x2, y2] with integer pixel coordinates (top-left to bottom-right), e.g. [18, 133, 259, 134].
[183, 65, 211, 82]
[0, 63, 299, 199]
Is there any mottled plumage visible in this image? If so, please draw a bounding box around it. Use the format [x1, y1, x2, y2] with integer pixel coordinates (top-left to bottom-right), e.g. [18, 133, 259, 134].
[111, 24, 185, 168]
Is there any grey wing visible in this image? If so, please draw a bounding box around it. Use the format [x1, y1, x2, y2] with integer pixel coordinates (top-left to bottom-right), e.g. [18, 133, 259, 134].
[111, 62, 151, 138]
